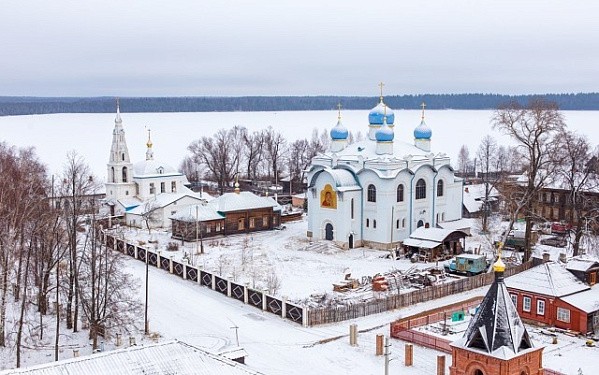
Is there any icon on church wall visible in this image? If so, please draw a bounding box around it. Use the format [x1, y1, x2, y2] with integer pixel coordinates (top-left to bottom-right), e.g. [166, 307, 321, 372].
[320, 184, 337, 209]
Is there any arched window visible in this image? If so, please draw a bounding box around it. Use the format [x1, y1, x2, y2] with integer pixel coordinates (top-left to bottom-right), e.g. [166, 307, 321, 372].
[416, 179, 426, 199]
[437, 180, 444, 197]
[122, 167, 128, 182]
[397, 184, 404, 202]
[351, 199, 354, 219]
[402, 218, 406, 228]
[473, 370, 485, 375]
[366, 219, 370, 227]
[373, 220, 377, 228]
[121, 153, 125, 161]
[111, 167, 115, 183]
[396, 219, 399, 229]
[367, 184, 376, 202]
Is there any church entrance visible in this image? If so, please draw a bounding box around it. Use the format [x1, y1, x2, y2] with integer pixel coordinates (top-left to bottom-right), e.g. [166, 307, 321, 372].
[348, 234, 354, 248]
[325, 223, 334, 240]
[417, 220, 424, 228]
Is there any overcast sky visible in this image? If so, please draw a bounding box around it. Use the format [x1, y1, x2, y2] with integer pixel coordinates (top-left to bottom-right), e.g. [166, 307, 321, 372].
[2, 1, 598, 97]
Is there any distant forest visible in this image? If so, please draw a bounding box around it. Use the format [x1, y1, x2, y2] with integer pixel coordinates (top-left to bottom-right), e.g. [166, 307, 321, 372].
[1, 93, 599, 116]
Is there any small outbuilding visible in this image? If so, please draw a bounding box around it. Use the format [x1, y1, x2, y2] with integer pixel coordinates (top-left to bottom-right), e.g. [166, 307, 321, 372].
[402, 227, 468, 262]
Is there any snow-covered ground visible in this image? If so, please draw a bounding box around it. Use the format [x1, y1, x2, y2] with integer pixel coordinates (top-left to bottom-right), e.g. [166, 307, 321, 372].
[1, 215, 598, 374]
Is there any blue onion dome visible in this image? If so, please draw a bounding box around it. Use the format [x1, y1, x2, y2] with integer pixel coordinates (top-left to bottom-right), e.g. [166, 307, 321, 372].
[375, 119, 394, 142]
[368, 101, 395, 125]
[414, 119, 432, 139]
[330, 118, 348, 140]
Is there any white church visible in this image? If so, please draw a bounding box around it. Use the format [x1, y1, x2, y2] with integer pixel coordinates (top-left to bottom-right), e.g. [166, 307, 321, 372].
[103, 102, 209, 228]
[307, 91, 464, 249]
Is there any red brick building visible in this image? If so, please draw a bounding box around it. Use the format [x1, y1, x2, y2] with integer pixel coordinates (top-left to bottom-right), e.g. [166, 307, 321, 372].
[450, 259, 545, 375]
[505, 261, 592, 334]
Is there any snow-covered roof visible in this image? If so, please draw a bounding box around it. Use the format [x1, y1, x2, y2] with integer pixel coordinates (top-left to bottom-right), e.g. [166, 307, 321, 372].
[0, 340, 264, 375]
[408, 227, 466, 242]
[437, 218, 474, 236]
[505, 262, 590, 297]
[565, 257, 599, 272]
[561, 285, 599, 313]
[462, 184, 499, 214]
[128, 193, 206, 215]
[170, 203, 225, 222]
[213, 191, 278, 213]
[117, 197, 142, 210]
[133, 159, 181, 177]
[402, 238, 440, 249]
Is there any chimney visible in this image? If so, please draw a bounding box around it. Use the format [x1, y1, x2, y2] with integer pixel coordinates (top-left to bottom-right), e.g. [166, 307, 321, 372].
[542, 252, 550, 263]
[559, 253, 567, 263]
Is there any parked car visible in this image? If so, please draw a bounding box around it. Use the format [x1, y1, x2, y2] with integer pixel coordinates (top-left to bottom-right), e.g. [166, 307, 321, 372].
[551, 221, 573, 234]
[444, 254, 490, 276]
[540, 235, 567, 247]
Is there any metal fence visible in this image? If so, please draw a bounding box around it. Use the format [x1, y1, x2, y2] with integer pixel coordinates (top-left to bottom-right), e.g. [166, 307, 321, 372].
[102, 233, 306, 326]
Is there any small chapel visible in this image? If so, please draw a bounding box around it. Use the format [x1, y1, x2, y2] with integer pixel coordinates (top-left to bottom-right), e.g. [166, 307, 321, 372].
[307, 85, 464, 249]
[102, 101, 207, 228]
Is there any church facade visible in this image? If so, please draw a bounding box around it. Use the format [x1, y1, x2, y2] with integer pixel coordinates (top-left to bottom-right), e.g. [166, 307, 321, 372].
[307, 92, 463, 249]
[103, 102, 207, 228]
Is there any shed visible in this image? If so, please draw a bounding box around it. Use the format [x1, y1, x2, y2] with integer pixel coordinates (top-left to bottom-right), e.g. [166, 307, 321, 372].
[402, 227, 468, 262]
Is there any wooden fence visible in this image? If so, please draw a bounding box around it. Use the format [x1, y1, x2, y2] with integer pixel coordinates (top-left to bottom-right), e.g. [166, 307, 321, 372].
[305, 262, 535, 326]
[103, 233, 306, 326]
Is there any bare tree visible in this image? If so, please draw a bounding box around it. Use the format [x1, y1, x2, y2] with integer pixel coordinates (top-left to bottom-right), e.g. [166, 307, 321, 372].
[264, 126, 287, 182]
[553, 131, 597, 256]
[457, 145, 471, 177]
[140, 199, 161, 234]
[476, 135, 504, 232]
[188, 127, 243, 194]
[58, 151, 97, 332]
[492, 99, 565, 261]
[243, 129, 265, 181]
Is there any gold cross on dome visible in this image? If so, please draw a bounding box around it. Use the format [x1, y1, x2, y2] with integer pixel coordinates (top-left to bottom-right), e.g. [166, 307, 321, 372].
[378, 82, 385, 102]
[337, 103, 342, 119]
[421, 102, 426, 120]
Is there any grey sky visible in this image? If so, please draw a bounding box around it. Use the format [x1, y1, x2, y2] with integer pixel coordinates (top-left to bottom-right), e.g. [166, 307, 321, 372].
[2, 0, 598, 96]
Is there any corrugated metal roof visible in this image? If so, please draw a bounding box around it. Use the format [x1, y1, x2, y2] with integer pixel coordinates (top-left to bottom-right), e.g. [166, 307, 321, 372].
[0, 340, 264, 375]
[505, 262, 590, 297]
[565, 257, 599, 272]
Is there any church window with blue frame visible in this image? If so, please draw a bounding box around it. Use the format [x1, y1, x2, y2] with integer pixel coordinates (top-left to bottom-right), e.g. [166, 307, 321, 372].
[397, 184, 404, 202]
[416, 179, 426, 199]
[437, 180, 444, 197]
[367, 184, 376, 202]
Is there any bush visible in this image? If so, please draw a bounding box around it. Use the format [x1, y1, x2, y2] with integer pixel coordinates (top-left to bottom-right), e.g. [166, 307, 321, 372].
[166, 242, 179, 251]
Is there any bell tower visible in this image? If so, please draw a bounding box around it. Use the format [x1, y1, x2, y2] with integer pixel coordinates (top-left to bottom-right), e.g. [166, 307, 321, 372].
[105, 99, 137, 205]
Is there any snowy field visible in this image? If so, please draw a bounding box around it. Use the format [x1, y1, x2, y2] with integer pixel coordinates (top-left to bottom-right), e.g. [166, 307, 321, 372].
[2, 110, 599, 179]
[111, 216, 485, 304]
[1, 216, 597, 374]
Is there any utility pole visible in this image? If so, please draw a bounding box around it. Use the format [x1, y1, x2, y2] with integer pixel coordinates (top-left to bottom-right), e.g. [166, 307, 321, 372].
[384, 336, 391, 375]
[144, 245, 149, 335]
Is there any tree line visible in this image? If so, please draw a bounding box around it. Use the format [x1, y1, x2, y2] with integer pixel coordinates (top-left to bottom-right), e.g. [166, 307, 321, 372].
[2, 93, 599, 116]
[0, 146, 140, 367]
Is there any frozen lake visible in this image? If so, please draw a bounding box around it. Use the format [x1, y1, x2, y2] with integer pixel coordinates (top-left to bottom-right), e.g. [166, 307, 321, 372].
[1, 109, 598, 179]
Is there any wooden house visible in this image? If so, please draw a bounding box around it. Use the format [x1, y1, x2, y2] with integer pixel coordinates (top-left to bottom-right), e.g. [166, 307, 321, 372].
[505, 261, 594, 334]
[565, 257, 599, 286]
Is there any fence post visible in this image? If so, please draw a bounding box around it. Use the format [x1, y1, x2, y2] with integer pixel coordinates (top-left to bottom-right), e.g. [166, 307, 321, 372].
[183, 263, 187, 280]
[302, 307, 308, 327]
[169, 256, 173, 274]
[134, 246, 138, 260]
[262, 291, 267, 311]
[405, 343, 413, 366]
[437, 355, 445, 375]
[211, 274, 216, 290]
[227, 279, 231, 297]
[243, 284, 249, 304]
[282, 296, 287, 319]
[376, 334, 384, 355]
